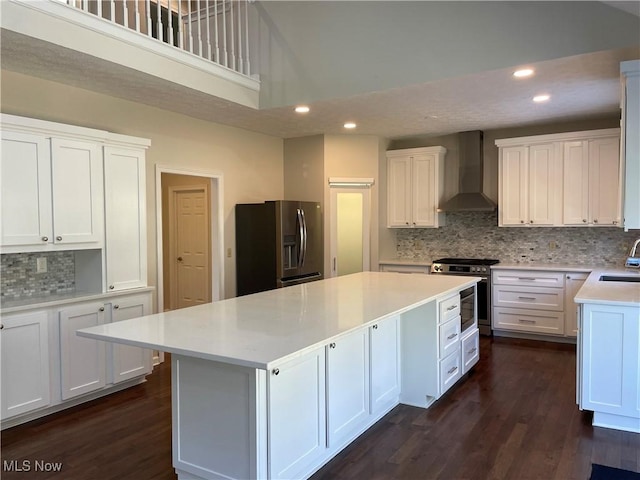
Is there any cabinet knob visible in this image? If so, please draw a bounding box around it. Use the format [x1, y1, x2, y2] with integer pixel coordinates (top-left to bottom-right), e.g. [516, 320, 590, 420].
[613, 220, 618, 225]
[593, 219, 598, 224]
[42, 236, 49, 242]
[520, 220, 524, 224]
[0, 324, 4, 330]
[177, 257, 183, 262]
[405, 222, 409, 226]
[272, 368, 280, 376]
[109, 285, 115, 290]
[329, 342, 336, 349]
[582, 219, 587, 223]
[99, 307, 105, 312]
[113, 305, 119, 309]
[529, 220, 533, 224]
[372, 324, 378, 330]
[56, 236, 62, 241]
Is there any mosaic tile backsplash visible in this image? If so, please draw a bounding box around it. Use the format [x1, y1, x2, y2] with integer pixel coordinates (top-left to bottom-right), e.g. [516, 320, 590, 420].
[395, 212, 640, 266]
[1, 252, 75, 300]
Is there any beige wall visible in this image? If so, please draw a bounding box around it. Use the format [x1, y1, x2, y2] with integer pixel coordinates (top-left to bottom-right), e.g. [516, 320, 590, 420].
[1, 70, 284, 302]
[283, 135, 324, 203]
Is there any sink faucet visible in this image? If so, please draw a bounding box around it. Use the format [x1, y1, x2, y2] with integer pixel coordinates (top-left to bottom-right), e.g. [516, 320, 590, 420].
[626, 239, 640, 268]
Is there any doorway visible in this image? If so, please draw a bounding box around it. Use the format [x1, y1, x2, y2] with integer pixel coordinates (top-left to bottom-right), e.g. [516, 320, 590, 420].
[329, 181, 372, 277]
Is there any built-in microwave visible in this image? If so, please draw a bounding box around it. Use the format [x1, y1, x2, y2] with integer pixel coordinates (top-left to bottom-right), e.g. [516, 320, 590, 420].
[460, 285, 476, 333]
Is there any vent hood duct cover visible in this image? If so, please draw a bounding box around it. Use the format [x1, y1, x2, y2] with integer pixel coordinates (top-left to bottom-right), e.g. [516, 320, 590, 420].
[439, 130, 496, 212]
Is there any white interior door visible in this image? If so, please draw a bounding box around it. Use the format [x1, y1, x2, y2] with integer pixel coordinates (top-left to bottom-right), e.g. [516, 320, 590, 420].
[329, 186, 371, 277]
[169, 186, 211, 309]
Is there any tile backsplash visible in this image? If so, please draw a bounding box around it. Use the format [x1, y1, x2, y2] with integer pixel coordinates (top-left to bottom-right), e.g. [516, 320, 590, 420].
[395, 212, 639, 266]
[1, 252, 75, 300]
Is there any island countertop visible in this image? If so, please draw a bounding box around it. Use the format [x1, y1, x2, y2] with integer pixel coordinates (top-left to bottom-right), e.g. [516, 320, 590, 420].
[574, 269, 640, 307]
[78, 272, 479, 370]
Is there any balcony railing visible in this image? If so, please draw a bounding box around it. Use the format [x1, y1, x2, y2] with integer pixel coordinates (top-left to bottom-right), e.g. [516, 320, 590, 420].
[58, 0, 252, 77]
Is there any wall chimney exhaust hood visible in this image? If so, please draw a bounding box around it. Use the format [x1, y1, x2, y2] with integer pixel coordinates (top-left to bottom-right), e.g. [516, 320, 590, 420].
[439, 130, 496, 212]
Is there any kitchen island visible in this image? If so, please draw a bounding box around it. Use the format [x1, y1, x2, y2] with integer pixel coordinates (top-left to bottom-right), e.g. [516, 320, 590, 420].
[78, 272, 480, 480]
[574, 269, 640, 434]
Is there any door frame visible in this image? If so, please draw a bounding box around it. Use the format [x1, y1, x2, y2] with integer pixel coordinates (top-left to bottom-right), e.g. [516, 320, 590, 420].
[155, 166, 224, 315]
[329, 178, 373, 277]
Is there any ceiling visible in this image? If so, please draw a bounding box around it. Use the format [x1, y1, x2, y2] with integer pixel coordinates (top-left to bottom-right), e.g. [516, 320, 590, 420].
[1, 24, 639, 140]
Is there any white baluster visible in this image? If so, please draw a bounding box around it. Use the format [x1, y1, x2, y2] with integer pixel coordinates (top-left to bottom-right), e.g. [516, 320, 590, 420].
[135, 0, 140, 33]
[168, 0, 174, 45]
[244, 0, 250, 75]
[237, 0, 243, 74]
[123, 0, 128, 28]
[205, 0, 212, 60]
[110, 0, 115, 22]
[97, 0, 102, 19]
[157, 0, 162, 42]
[187, 0, 193, 53]
[230, 0, 235, 71]
[145, 0, 151, 36]
[214, 0, 219, 63]
[178, 0, 183, 49]
[82, 0, 87, 11]
[222, 0, 228, 67]
[196, 0, 202, 57]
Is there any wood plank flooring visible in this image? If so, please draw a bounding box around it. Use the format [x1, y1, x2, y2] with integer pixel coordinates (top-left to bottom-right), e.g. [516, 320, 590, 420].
[2, 337, 639, 479]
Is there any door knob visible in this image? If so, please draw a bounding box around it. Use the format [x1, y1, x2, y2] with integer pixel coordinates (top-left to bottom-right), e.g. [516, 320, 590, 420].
[177, 257, 183, 262]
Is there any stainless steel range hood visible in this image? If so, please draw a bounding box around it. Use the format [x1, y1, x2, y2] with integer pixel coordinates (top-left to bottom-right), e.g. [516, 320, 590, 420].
[439, 130, 496, 212]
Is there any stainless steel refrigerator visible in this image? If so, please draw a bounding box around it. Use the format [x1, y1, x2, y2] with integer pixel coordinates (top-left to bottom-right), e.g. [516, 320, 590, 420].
[235, 200, 323, 296]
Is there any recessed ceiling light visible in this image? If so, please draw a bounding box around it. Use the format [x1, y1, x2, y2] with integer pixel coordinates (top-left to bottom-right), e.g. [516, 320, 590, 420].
[513, 68, 534, 78]
[294, 105, 310, 113]
[344, 122, 357, 129]
[533, 94, 550, 103]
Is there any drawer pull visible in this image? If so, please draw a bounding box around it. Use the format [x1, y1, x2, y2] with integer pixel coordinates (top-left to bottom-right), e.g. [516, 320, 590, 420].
[447, 366, 458, 375]
[329, 342, 336, 349]
[446, 305, 457, 311]
[272, 368, 280, 376]
[447, 333, 458, 340]
[372, 324, 378, 330]
[518, 318, 536, 324]
[518, 296, 537, 301]
[517, 277, 536, 281]
[468, 347, 477, 355]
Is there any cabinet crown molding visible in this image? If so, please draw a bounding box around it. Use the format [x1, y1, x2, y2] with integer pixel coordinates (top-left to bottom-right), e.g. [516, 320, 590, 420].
[386, 146, 447, 157]
[495, 128, 620, 148]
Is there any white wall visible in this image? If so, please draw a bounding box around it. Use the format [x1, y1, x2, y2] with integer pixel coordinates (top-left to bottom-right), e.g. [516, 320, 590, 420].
[0, 70, 284, 301]
[253, 1, 640, 108]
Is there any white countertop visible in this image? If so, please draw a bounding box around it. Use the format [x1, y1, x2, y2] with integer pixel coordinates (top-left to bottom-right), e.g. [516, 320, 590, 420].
[78, 272, 479, 370]
[574, 269, 640, 307]
[379, 258, 431, 266]
[491, 263, 597, 273]
[0, 287, 156, 314]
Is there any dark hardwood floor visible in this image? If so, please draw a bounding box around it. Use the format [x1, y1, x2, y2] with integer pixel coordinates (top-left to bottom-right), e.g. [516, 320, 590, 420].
[2, 337, 639, 480]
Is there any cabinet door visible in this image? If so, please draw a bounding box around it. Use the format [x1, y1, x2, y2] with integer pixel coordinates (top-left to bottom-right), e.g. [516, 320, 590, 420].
[326, 329, 370, 448]
[563, 141, 590, 225]
[589, 137, 621, 226]
[387, 156, 412, 227]
[370, 315, 400, 414]
[581, 304, 639, 418]
[59, 302, 106, 400]
[499, 146, 528, 225]
[0, 311, 50, 419]
[564, 273, 588, 337]
[461, 328, 480, 374]
[412, 153, 436, 227]
[50, 138, 103, 245]
[528, 143, 557, 225]
[268, 347, 326, 480]
[0, 131, 52, 247]
[110, 294, 152, 383]
[103, 146, 147, 291]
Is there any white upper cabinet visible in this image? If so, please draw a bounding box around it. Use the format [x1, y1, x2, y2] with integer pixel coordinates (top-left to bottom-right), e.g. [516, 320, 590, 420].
[387, 146, 446, 228]
[0, 131, 53, 247]
[621, 60, 640, 231]
[496, 129, 620, 228]
[498, 143, 559, 226]
[103, 146, 148, 291]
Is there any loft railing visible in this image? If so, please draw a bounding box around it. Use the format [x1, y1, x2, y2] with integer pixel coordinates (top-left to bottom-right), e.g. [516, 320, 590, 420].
[58, 0, 252, 77]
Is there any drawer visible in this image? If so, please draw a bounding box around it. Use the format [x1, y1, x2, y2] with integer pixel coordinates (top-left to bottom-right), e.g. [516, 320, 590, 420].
[439, 350, 462, 396]
[439, 316, 461, 359]
[492, 285, 564, 311]
[492, 270, 564, 288]
[379, 264, 429, 274]
[461, 328, 479, 374]
[493, 307, 565, 335]
[439, 294, 460, 324]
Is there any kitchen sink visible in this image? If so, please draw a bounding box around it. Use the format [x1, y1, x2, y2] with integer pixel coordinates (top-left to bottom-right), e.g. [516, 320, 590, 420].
[599, 275, 640, 283]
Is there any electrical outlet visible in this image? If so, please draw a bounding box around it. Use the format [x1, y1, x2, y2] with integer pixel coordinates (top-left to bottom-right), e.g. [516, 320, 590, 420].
[226, 248, 232, 258]
[548, 241, 557, 250]
[36, 257, 47, 273]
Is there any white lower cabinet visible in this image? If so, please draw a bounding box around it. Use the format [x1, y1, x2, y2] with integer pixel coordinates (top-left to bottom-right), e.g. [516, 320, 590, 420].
[0, 310, 51, 419]
[370, 315, 400, 415]
[59, 301, 107, 400]
[109, 294, 153, 383]
[461, 328, 480, 374]
[268, 347, 327, 480]
[579, 303, 640, 432]
[564, 273, 588, 337]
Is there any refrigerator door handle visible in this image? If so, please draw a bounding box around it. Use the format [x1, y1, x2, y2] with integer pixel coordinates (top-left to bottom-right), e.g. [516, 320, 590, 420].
[300, 208, 308, 267]
[296, 208, 304, 267]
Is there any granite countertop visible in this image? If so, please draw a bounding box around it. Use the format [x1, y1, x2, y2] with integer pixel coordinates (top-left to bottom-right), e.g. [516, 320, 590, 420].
[574, 269, 640, 307]
[0, 287, 155, 314]
[78, 272, 479, 370]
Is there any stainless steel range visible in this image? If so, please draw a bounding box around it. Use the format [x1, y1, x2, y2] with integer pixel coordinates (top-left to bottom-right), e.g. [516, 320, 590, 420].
[430, 258, 500, 335]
